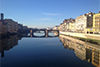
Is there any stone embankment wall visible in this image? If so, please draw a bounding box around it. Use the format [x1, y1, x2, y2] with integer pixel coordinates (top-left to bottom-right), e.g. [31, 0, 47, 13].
[60, 31, 100, 40]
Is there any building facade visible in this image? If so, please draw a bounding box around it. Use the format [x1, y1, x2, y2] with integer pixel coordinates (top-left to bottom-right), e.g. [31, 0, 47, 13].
[75, 12, 94, 33]
[58, 18, 75, 32]
[4, 19, 18, 34]
[0, 20, 7, 35]
[0, 13, 7, 35]
[93, 13, 100, 33]
[0, 13, 29, 35]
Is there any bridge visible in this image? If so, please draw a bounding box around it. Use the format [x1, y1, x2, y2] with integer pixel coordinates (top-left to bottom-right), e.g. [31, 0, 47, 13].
[29, 28, 59, 37]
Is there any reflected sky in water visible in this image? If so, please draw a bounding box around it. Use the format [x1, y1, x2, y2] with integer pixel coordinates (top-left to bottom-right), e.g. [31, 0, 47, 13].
[0, 34, 97, 67]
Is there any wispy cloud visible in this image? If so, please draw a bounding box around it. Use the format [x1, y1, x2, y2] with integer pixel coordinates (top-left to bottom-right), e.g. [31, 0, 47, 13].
[42, 12, 61, 16]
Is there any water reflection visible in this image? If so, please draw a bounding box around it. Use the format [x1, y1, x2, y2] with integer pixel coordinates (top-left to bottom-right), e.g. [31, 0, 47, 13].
[29, 32, 58, 38]
[59, 35, 100, 67]
[0, 35, 22, 58]
[0, 34, 99, 67]
[0, 33, 58, 58]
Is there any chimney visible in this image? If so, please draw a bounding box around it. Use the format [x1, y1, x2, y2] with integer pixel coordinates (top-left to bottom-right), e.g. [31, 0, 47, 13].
[1, 13, 4, 21]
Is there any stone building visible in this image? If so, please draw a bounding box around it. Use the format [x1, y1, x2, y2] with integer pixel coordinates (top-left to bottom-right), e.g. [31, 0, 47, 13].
[75, 12, 94, 33]
[23, 26, 29, 33]
[75, 15, 87, 33]
[4, 19, 18, 34]
[93, 12, 100, 33]
[68, 19, 75, 32]
[18, 24, 23, 33]
[0, 13, 7, 35]
[58, 18, 75, 32]
[18, 24, 29, 33]
[59, 23, 64, 31]
[0, 13, 29, 35]
[0, 13, 19, 35]
[0, 20, 7, 35]
[62, 18, 75, 32]
[53, 26, 59, 30]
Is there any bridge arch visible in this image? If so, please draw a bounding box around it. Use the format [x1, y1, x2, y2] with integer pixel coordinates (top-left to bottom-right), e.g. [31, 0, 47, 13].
[29, 29, 59, 37]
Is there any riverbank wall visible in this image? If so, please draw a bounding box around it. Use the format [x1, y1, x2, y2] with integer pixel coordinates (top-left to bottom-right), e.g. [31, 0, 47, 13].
[60, 31, 100, 40]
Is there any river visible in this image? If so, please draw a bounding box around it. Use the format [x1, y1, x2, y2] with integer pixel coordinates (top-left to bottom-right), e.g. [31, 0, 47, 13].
[0, 33, 99, 67]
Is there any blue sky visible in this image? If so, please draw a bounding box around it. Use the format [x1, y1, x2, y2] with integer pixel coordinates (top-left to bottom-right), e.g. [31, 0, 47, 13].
[0, 0, 100, 28]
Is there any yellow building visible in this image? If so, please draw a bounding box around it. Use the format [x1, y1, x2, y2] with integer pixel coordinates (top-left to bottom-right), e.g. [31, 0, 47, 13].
[69, 22, 75, 32]
[93, 13, 100, 33]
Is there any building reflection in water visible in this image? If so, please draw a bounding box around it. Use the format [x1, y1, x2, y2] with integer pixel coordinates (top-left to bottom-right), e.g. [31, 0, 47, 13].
[0, 32, 58, 58]
[0, 35, 22, 58]
[59, 35, 100, 67]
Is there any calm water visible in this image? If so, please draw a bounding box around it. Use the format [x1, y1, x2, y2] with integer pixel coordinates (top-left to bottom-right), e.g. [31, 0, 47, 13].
[0, 33, 98, 67]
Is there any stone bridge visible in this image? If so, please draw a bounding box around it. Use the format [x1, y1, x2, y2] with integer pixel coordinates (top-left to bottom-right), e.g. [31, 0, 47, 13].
[29, 28, 59, 37]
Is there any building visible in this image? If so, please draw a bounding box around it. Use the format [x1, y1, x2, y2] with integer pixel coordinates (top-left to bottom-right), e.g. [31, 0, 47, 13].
[4, 19, 18, 34]
[53, 26, 59, 30]
[68, 19, 75, 32]
[18, 24, 23, 33]
[58, 18, 75, 32]
[23, 26, 28, 32]
[62, 18, 75, 32]
[0, 13, 19, 35]
[59, 23, 65, 31]
[75, 12, 94, 33]
[63, 19, 69, 32]
[0, 13, 29, 35]
[18, 24, 29, 33]
[0, 20, 7, 35]
[0, 13, 7, 35]
[93, 12, 100, 33]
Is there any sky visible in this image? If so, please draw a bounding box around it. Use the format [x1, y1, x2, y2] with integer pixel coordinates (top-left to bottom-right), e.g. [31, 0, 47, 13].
[0, 0, 100, 28]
